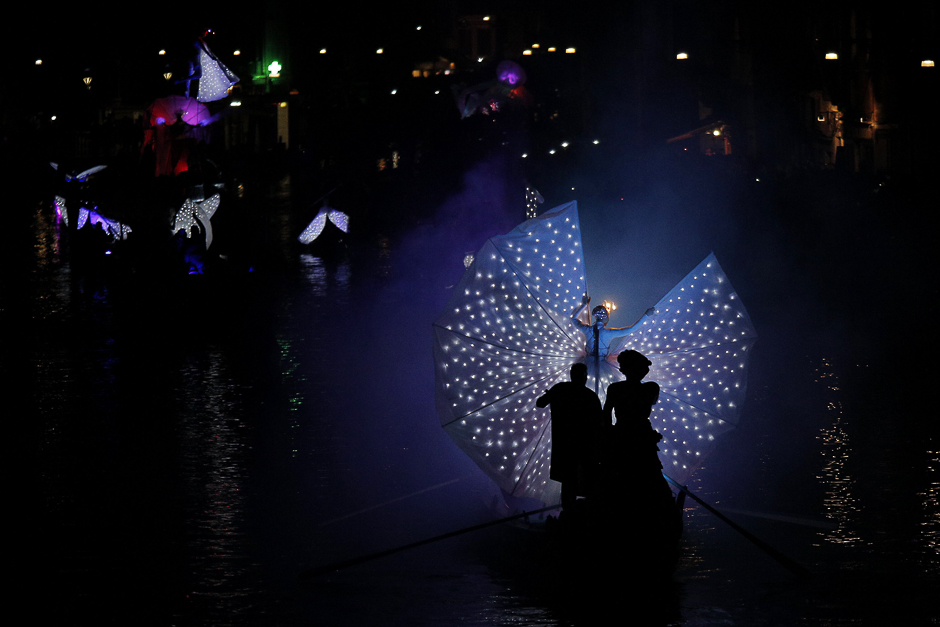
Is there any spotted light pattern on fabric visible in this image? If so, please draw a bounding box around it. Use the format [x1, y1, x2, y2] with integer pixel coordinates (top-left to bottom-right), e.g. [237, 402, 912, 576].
[432, 201, 756, 504]
[196, 43, 239, 103]
[76, 206, 132, 240]
[172, 194, 221, 248]
[54, 195, 68, 226]
[298, 207, 349, 244]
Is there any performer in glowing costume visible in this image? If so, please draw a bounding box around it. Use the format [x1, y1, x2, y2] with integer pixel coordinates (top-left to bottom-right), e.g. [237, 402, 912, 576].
[572, 297, 657, 394]
[433, 201, 756, 505]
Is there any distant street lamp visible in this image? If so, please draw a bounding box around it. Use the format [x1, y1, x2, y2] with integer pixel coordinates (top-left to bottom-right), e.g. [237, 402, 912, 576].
[163, 71, 173, 81]
[268, 60, 282, 78]
[82, 74, 92, 89]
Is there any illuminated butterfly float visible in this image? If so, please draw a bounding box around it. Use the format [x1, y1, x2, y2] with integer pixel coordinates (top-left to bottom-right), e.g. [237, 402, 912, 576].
[298, 205, 350, 245]
[432, 201, 757, 505]
[51, 164, 133, 240]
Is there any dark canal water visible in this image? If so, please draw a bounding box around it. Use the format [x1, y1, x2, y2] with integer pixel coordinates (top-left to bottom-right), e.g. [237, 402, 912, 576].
[4, 170, 937, 626]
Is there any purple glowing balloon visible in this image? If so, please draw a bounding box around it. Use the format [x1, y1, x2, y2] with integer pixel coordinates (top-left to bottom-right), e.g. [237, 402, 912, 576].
[496, 60, 526, 87]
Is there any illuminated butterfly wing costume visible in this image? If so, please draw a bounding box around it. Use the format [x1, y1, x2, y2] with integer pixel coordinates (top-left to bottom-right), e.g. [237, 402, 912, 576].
[432, 202, 756, 504]
[195, 39, 239, 103]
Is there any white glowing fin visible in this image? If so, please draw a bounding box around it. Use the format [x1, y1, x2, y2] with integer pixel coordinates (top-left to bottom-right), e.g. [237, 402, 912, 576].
[66, 165, 107, 182]
[298, 210, 328, 244]
[298, 206, 349, 244]
[328, 209, 349, 233]
[54, 196, 68, 226]
[172, 194, 221, 248]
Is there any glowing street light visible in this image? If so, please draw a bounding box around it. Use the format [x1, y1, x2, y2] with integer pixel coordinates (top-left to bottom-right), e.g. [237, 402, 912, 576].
[825, 52, 838, 60]
[922, 59, 935, 67]
[268, 60, 282, 77]
[677, 52, 688, 60]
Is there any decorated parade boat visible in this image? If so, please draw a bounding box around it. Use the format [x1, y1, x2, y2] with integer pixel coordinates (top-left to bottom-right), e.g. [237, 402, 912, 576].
[432, 201, 757, 571]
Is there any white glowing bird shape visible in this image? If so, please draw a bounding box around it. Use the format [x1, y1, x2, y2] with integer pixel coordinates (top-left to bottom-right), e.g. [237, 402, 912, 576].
[432, 201, 757, 504]
[172, 194, 221, 248]
[298, 206, 350, 244]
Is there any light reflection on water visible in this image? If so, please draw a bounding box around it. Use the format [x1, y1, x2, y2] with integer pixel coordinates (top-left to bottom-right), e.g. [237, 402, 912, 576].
[177, 352, 254, 619]
[814, 357, 863, 546]
[921, 449, 939, 567]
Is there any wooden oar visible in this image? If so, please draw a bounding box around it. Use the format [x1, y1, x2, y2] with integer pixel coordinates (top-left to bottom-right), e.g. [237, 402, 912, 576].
[663, 474, 813, 578]
[715, 507, 836, 529]
[299, 504, 561, 580]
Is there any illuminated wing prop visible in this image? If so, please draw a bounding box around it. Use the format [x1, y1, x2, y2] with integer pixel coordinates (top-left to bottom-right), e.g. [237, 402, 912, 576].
[172, 194, 221, 248]
[433, 202, 588, 502]
[432, 202, 756, 504]
[76, 206, 132, 240]
[54, 195, 69, 226]
[68, 165, 108, 183]
[196, 41, 239, 103]
[608, 254, 757, 479]
[298, 206, 349, 244]
[50, 162, 108, 183]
